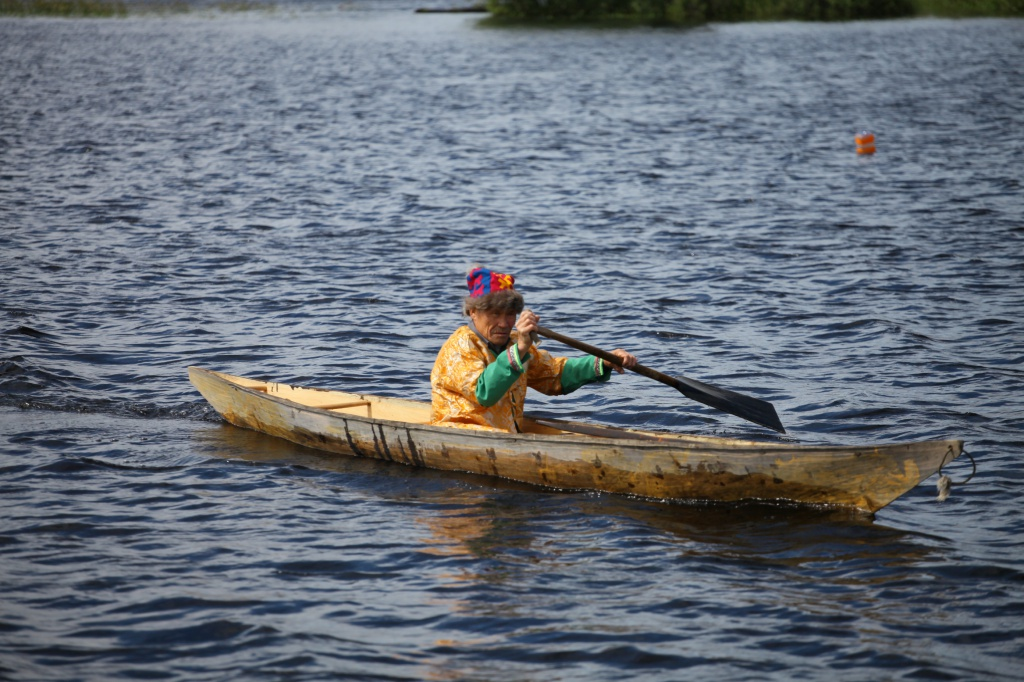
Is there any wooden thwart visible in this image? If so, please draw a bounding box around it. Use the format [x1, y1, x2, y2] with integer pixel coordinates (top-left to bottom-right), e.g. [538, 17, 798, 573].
[317, 400, 371, 411]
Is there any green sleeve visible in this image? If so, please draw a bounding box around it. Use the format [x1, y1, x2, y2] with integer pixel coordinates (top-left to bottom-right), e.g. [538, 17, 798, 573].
[560, 355, 611, 394]
[475, 347, 531, 407]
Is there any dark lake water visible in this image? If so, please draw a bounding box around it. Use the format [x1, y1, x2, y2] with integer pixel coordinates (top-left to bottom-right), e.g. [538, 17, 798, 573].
[2, 5, 1023, 680]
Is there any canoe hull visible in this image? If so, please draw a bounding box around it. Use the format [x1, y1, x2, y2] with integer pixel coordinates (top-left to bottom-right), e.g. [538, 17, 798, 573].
[189, 367, 963, 513]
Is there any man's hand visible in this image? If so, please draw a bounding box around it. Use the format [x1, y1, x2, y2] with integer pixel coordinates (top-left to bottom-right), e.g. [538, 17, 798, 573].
[516, 309, 539, 357]
[604, 349, 638, 374]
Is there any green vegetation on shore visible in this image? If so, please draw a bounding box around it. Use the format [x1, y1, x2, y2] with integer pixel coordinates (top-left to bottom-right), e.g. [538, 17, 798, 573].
[915, 0, 1024, 15]
[0, 0, 127, 16]
[484, 0, 1024, 23]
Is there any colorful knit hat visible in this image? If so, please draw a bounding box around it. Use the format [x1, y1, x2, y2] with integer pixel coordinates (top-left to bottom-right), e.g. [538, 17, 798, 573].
[466, 267, 515, 298]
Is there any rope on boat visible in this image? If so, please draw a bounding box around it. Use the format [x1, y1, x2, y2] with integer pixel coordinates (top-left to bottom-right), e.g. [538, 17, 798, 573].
[936, 447, 977, 502]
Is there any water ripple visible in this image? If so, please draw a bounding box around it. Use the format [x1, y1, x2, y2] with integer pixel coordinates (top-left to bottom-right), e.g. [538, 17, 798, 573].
[2, 9, 1023, 682]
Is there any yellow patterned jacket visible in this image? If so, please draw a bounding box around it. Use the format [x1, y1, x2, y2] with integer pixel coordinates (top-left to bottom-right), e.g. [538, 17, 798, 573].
[430, 324, 609, 432]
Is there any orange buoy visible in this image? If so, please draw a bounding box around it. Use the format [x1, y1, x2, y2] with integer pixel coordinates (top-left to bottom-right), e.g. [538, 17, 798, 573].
[856, 131, 876, 155]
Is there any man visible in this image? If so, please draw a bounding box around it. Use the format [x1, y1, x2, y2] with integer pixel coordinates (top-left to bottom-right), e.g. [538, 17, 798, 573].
[430, 266, 637, 432]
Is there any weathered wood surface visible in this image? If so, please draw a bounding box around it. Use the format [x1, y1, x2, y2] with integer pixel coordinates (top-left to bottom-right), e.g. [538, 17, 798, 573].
[188, 367, 963, 513]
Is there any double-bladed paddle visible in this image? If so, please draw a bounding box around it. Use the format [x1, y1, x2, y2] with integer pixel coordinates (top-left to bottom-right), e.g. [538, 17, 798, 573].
[535, 325, 786, 434]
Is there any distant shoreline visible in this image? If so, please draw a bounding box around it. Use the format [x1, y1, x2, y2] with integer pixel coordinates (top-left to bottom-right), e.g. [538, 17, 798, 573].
[480, 0, 1024, 26]
[2, 0, 1022, 19]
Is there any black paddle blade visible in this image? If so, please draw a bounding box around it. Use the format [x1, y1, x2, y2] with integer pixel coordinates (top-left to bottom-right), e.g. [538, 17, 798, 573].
[665, 372, 786, 434]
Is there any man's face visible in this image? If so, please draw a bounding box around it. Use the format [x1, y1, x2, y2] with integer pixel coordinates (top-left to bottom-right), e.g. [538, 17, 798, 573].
[469, 308, 517, 347]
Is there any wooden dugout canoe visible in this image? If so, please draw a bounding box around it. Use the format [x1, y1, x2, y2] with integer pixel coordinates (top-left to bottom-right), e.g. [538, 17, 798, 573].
[188, 367, 964, 514]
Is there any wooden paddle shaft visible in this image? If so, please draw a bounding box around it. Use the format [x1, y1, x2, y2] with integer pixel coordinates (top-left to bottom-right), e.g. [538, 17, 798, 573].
[536, 326, 655, 377]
